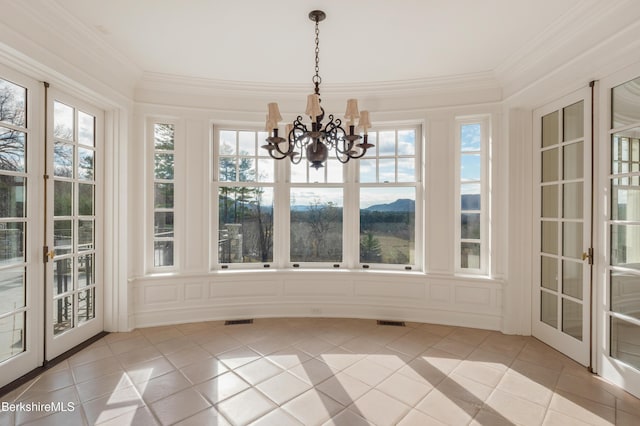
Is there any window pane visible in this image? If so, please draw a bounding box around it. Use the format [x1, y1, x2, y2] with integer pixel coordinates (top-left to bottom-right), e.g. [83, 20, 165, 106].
[257, 158, 274, 183]
[238, 131, 255, 156]
[79, 183, 94, 216]
[563, 101, 584, 141]
[563, 182, 583, 219]
[542, 148, 558, 182]
[461, 242, 480, 269]
[360, 187, 415, 264]
[398, 130, 416, 155]
[154, 183, 174, 208]
[461, 124, 481, 151]
[78, 147, 94, 181]
[154, 241, 174, 267]
[0, 222, 24, 264]
[541, 256, 557, 291]
[78, 287, 95, 324]
[611, 225, 640, 270]
[359, 159, 376, 183]
[541, 185, 558, 218]
[611, 316, 640, 370]
[220, 130, 236, 155]
[461, 183, 481, 210]
[542, 111, 559, 148]
[461, 154, 481, 181]
[562, 222, 583, 259]
[54, 220, 72, 256]
[53, 295, 73, 335]
[78, 254, 95, 288]
[54, 101, 73, 141]
[378, 159, 395, 183]
[378, 131, 395, 155]
[541, 221, 557, 255]
[219, 157, 237, 181]
[290, 160, 307, 183]
[0, 127, 25, 172]
[326, 159, 343, 183]
[54, 181, 72, 216]
[78, 111, 95, 146]
[563, 142, 583, 180]
[238, 158, 256, 182]
[562, 260, 583, 299]
[155, 153, 174, 179]
[0, 175, 25, 218]
[0, 313, 24, 362]
[461, 213, 480, 239]
[54, 142, 73, 178]
[0, 79, 26, 127]
[78, 219, 94, 251]
[154, 124, 174, 150]
[612, 178, 640, 221]
[611, 270, 640, 319]
[541, 291, 557, 328]
[53, 258, 72, 296]
[562, 298, 582, 340]
[397, 158, 415, 182]
[612, 77, 640, 128]
[154, 212, 174, 238]
[219, 187, 273, 263]
[0, 268, 25, 313]
[290, 188, 342, 262]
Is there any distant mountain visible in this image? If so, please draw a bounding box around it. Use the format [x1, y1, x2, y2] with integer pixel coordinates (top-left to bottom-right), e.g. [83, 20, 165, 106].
[365, 198, 415, 212]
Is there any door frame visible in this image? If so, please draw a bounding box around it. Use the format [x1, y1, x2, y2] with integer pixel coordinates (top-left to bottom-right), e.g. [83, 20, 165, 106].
[532, 86, 593, 367]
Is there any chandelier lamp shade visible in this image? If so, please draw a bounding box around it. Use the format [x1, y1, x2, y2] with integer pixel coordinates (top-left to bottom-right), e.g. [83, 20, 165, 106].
[261, 10, 374, 169]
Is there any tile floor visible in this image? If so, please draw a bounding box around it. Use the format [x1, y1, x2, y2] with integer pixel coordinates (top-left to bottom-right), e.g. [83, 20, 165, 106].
[1, 318, 640, 425]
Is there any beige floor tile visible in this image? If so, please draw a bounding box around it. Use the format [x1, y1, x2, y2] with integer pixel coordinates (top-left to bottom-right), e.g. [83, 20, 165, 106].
[282, 389, 344, 425]
[115, 346, 163, 369]
[321, 409, 373, 426]
[249, 408, 302, 426]
[149, 388, 211, 426]
[68, 344, 114, 367]
[414, 389, 480, 425]
[447, 327, 492, 346]
[75, 371, 134, 403]
[617, 390, 640, 417]
[135, 370, 191, 403]
[96, 406, 159, 426]
[555, 373, 617, 407]
[375, 371, 432, 406]
[200, 335, 243, 356]
[195, 371, 250, 404]
[342, 358, 394, 387]
[72, 356, 125, 384]
[318, 348, 364, 372]
[154, 336, 197, 356]
[484, 388, 547, 426]
[166, 345, 212, 369]
[264, 346, 312, 370]
[234, 357, 283, 386]
[108, 335, 152, 356]
[216, 388, 277, 426]
[496, 369, 554, 407]
[453, 359, 506, 388]
[386, 330, 442, 357]
[81, 386, 144, 426]
[340, 336, 384, 354]
[288, 358, 335, 386]
[180, 356, 229, 385]
[315, 372, 371, 406]
[125, 356, 176, 384]
[396, 409, 447, 426]
[364, 347, 412, 371]
[217, 346, 261, 370]
[27, 369, 74, 394]
[432, 337, 477, 358]
[175, 406, 231, 426]
[542, 409, 604, 426]
[293, 337, 336, 357]
[548, 391, 615, 426]
[256, 371, 311, 405]
[15, 386, 80, 424]
[434, 373, 494, 405]
[470, 408, 519, 426]
[348, 389, 410, 426]
[617, 409, 640, 426]
[20, 406, 88, 426]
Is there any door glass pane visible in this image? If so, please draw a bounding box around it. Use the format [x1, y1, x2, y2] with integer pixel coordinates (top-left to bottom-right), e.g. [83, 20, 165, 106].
[53, 102, 73, 141]
[541, 291, 558, 328]
[0, 176, 25, 218]
[0, 313, 24, 362]
[154, 241, 174, 267]
[542, 111, 559, 148]
[54, 181, 72, 216]
[78, 147, 94, 181]
[563, 142, 583, 180]
[0, 127, 26, 172]
[78, 254, 95, 288]
[53, 295, 73, 335]
[53, 258, 72, 296]
[541, 256, 558, 291]
[541, 221, 558, 255]
[612, 77, 640, 128]
[612, 178, 640, 221]
[79, 183, 94, 216]
[610, 317, 640, 370]
[54, 220, 73, 256]
[611, 271, 640, 320]
[0, 79, 26, 127]
[53, 142, 73, 178]
[541, 185, 558, 218]
[542, 148, 558, 182]
[78, 287, 95, 324]
[78, 111, 95, 147]
[611, 225, 640, 270]
[563, 222, 583, 259]
[562, 298, 582, 341]
[563, 101, 584, 141]
[0, 223, 24, 264]
[563, 182, 583, 219]
[0, 268, 25, 313]
[461, 242, 480, 269]
[78, 220, 94, 251]
[562, 260, 583, 299]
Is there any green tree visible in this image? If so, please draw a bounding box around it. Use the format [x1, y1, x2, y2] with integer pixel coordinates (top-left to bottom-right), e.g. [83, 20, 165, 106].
[360, 232, 382, 262]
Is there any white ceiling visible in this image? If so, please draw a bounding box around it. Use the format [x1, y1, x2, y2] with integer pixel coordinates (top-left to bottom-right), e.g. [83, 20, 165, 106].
[54, 0, 592, 86]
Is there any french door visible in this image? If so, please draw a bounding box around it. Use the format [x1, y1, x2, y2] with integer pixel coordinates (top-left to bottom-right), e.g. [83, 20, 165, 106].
[533, 88, 592, 366]
[0, 65, 103, 386]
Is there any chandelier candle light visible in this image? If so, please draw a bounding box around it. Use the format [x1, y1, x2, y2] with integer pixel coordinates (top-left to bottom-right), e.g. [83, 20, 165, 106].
[262, 10, 374, 169]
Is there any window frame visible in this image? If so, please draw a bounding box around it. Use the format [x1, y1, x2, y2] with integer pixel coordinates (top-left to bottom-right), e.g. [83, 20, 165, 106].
[455, 115, 490, 274]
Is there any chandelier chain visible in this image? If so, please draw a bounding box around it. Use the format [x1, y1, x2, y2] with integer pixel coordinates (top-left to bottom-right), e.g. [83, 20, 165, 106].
[313, 17, 321, 94]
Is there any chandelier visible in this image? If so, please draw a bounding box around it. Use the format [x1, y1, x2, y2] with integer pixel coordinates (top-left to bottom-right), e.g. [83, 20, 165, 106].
[262, 10, 374, 169]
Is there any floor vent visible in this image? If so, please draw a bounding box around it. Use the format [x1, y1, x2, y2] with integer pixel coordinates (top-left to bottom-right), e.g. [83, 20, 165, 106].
[377, 320, 406, 327]
[224, 319, 254, 325]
